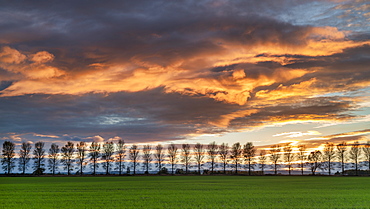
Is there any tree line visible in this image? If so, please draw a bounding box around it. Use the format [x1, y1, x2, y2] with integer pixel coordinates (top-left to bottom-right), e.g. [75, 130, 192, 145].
[2, 140, 370, 176]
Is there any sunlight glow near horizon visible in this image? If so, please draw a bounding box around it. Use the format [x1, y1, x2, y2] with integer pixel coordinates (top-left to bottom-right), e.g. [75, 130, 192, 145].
[0, 0, 369, 154]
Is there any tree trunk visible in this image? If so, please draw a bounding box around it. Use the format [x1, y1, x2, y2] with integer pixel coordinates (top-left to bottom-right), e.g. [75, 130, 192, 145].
[80, 163, 83, 175]
[23, 162, 26, 175]
[7, 161, 11, 174]
[93, 160, 96, 175]
[274, 163, 277, 175]
[119, 160, 122, 175]
[106, 163, 109, 175]
[211, 161, 214, 174]
[301, 161, 304, 175]
[248, 161, 251, 176]
[133, 161, 136, 175]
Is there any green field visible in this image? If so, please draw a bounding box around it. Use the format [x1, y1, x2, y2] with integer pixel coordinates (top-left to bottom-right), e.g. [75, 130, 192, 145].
[0, 176, 369, 208]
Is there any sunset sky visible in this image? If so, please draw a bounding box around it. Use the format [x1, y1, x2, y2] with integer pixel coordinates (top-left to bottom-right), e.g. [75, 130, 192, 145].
[1, 0, 369, 151]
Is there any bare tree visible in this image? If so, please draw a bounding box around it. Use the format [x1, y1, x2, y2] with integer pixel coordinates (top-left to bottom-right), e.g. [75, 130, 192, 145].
[1, 141, 15, 175]
[116, 139, 126, 175]
[154, 144, 165, 173]
[323, 142, 335, 175]
[167, 144, 178, 175]
[194, 143, 205, 175]
[218, 143, 229, 174]
[143, 144, 152, 174]
[283, 144, 294, 175]
[297, 145, 306, 175]
[102, 141, 115, 175]
[129, 144, 140, 175]
[33, 141, 45, 175]
[336, 142, 347, 175]
[349, 141, 361, 175]
[363, 141, 370, 174]
[181, 144, 191, 174]
[258, 150, 267, 175]
[308, 150, 322, 175]
[89, 142, 101, 175]
[230, 142, 243, 174]
[269, 145, 281, 175]
[19, 142, 32, 175]
[207, 141, 218, 174]
[243, 142, 255, 175]
[61, 141, 74, 175]
[48, 143, 59, 175]
[76, 141, 87, 175]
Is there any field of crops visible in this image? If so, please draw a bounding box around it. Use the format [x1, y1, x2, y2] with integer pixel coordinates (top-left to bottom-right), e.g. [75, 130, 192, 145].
[0, 176, 369, 208]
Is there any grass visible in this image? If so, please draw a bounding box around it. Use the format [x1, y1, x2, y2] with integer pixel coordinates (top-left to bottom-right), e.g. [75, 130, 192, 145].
[0, 176, 369, 208]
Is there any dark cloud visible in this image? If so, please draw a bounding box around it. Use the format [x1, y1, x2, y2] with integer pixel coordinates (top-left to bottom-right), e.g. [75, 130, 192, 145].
[0, 88, 238, 142]
[0, 0, 369, 145]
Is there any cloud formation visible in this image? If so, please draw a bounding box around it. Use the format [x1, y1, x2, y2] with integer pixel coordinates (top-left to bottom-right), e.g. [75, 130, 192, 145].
[0, 0, 369, 145]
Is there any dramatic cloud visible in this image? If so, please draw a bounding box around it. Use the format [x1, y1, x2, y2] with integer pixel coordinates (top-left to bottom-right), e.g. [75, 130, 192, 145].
[0, 0, 369, 146]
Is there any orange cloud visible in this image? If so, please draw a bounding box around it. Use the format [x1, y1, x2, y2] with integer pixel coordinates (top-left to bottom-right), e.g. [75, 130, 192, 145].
[0, 46, 26, 64]
[1, 25, 369, 110]
[255, 78, 318, 100]
[209, 109, 259, 127]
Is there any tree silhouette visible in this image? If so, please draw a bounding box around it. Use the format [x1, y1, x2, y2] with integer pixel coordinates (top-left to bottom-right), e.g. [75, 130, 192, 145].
[363, 141, 370, 174]
[336, 142, 347, 175]
[218, 143, 229, 174]
[243, 142, 255, 176]
[48, 143, 59, 175]
[143, 144, 152, 174]
[167, 144, 178, 175]
[76, 141, 87, 175]
[349, 141, 361, 175]
[89, 142, 101, 175]
[116, 139, 126, 175]
[181, 144, 191, 174]
[258, 150, 267, 175]
[323, 142, 335, 175]
[297, 145, 306, 175]
[2, 141, 15, 175]
[230, 142, 242, 174]
[207, 141, 218, 174]
[283, 144, 294, 175]
[194, 143, 205, 175]
[33, 141, 45, 175]
[102, 141, 114, 175]
[129, 144, 139, 175]
[154, 144, 165, 173]
[19, 142, 32, 175]
[269, 145, 281, 175]
[61, 141, 74, 175]
[308, 150, 322, 175]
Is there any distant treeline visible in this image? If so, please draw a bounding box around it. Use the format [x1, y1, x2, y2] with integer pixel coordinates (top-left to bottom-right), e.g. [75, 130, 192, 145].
[1, 140, 370, 176]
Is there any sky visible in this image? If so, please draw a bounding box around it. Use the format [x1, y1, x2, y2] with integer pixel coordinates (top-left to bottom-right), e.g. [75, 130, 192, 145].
[0, 0, 370, 152]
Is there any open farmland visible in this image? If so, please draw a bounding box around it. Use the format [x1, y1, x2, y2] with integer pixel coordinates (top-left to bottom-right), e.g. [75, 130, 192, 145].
[0, 176, 369, 209]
